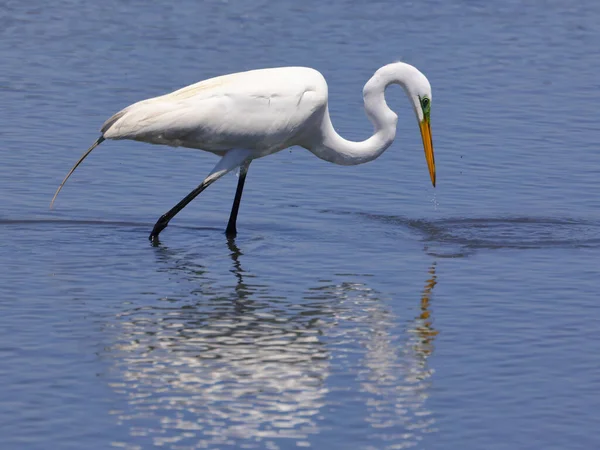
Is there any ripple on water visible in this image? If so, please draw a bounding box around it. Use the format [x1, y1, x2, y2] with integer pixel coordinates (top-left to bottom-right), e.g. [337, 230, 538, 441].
[326, 211, 600, 257]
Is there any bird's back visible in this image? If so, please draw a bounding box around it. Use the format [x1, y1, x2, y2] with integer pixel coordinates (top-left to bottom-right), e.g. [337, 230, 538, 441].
[102, 67, 329, 156]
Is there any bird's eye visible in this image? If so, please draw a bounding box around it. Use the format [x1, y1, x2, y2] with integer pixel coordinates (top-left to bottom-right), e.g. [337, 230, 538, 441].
[421, 97, 430, 109]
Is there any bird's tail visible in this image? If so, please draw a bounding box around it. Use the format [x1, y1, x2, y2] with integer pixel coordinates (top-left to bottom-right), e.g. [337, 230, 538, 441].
[50, 136, 105, 209]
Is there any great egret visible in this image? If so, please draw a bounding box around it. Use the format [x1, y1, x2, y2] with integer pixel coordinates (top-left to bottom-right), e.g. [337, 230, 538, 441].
[51, 62, 435, 242]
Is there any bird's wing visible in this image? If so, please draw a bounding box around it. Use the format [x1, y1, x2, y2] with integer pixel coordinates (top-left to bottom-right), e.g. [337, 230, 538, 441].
[100, 72, 240, 136]
[101, 67, 328, 152]
[102, 100, 200, 142]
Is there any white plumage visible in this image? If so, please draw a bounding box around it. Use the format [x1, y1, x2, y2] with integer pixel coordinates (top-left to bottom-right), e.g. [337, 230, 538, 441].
[102, 67, 328, 157]
[52, 62, 436, 242]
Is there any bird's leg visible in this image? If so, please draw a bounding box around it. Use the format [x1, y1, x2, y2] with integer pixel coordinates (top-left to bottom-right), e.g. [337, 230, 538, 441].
[149, 176, 219, 242]
[149, 148, 252, 243]
[225, 162, 251, 238]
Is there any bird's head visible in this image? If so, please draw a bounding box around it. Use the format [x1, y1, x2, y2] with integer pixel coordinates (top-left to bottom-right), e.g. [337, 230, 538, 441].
[369, 61, 436, 186]
[405, 69, 435, 187]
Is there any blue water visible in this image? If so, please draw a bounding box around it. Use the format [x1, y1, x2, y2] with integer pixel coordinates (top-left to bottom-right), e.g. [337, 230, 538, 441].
[2, 1, 600, 449]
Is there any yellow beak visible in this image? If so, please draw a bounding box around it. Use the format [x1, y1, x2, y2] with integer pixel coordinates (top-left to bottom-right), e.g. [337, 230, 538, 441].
[419, 119, 436, 187]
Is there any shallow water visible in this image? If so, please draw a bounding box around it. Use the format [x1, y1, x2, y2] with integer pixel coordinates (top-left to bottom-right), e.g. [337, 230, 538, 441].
[2, 1, 600, 449]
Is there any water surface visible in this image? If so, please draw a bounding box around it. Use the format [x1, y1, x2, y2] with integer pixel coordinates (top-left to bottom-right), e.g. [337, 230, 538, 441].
[1, 1, 600, 449]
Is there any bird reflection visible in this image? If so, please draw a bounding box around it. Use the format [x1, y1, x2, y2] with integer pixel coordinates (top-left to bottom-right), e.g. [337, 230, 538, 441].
[313, 263, 438, 445]
[362, 263, 438, 441]
[109, 238, 332, 448]
[413, 263, 438, 357]
[107, 242, 439, 448]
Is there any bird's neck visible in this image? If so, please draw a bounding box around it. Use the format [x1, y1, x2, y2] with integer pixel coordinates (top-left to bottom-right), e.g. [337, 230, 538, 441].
[313, 63, 419, 166]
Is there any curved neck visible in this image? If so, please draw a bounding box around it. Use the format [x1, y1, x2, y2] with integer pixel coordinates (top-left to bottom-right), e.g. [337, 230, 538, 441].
[313, 63, 418, 166]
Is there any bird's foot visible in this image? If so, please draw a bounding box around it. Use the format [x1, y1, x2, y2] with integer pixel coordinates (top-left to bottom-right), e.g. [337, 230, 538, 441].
[149, 215, 169, 243]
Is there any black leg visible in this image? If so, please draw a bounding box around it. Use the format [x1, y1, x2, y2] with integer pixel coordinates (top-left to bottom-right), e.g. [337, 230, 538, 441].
[225, 162, 250, 238]
[149, 176, 219, 243]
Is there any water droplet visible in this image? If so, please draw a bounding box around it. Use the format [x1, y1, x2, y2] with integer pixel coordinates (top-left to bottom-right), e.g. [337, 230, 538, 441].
[430, 192, 439, 211]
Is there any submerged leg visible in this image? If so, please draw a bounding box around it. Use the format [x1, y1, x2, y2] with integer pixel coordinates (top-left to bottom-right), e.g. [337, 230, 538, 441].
[149, 149, 251, 243]
[225, 161, 251, 238]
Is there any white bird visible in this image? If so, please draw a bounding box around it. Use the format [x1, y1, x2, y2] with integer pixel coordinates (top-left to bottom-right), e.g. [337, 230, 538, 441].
[51, 62, 436, 242]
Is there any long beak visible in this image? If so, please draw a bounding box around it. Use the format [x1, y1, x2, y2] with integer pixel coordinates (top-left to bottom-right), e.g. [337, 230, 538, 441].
[50, 136, 105, 209]
[419, 119, 436, 187]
